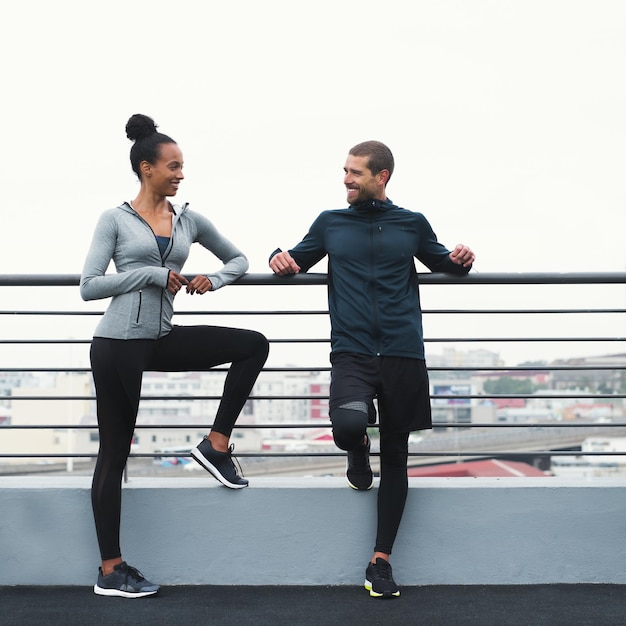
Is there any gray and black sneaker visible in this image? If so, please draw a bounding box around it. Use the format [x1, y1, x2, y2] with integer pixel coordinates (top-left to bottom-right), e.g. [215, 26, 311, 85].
[347, 435, 373, 491]
[365, 557, 400, 598]
[94, 562, 160, 598]
[191, 436, 249, 489]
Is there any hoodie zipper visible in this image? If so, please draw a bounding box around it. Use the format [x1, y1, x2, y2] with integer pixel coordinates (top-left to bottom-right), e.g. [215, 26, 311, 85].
[370, 219, 382, 355]
[129, 204, 176, 332]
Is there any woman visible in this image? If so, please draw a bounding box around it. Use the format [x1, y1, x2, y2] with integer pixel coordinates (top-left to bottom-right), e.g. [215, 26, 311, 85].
[80, 113, 269, 598]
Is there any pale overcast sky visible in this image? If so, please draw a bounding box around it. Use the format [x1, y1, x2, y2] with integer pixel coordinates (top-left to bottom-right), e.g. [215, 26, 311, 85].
[2, 1, 625, 366]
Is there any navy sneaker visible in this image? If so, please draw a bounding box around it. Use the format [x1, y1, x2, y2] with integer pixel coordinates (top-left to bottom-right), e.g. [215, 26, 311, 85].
[94, 562, 160, 598]
[365, 557, 400, 598]
[191, 436, 249, 489]
[347, 435, 373, 491]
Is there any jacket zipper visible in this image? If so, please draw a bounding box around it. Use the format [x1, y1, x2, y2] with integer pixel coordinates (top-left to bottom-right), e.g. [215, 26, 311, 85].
[370, 220, 381, 355]
[130, 207, 172, 335]
[158, 233, 173, 337]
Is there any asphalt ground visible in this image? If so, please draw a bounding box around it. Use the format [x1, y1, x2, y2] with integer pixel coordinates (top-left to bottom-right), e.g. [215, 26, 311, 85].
[1, 584, 624, 626]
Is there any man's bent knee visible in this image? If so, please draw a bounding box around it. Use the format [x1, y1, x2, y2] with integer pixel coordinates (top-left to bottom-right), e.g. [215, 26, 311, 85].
[330, 403, 368, 451]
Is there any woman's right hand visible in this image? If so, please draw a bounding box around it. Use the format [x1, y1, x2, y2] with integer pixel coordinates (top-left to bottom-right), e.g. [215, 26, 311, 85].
[167, 270, 190, 296]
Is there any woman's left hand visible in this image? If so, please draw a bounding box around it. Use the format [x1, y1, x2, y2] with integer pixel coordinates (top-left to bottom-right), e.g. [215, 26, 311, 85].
[186, 275, 213, 295]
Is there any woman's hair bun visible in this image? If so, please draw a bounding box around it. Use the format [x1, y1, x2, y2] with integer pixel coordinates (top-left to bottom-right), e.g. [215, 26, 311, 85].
[125, 114, 158, 142]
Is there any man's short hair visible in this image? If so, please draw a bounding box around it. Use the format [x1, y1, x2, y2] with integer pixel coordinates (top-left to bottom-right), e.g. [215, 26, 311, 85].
[349, 141, 394, 182]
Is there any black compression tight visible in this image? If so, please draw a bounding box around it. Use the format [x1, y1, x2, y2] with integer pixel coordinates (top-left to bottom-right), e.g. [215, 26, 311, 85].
[90, 325, 269, 560]
[375, 431, 409, 555]
[331, 410, 409, 556]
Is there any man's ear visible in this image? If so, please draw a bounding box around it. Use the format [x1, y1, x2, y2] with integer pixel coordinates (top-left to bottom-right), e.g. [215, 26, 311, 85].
[378, 169, 390, 186]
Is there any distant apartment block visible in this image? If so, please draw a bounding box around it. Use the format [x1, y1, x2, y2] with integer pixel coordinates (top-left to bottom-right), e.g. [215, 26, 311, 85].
[1, 351, 624, 465]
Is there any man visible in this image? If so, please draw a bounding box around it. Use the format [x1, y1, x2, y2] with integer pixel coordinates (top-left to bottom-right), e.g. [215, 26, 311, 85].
[269, 141, 474, 598]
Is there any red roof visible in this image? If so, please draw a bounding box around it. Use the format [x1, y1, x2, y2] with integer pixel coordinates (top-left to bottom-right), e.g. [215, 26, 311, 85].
[407, 459, 547, 477]
[491, 398, 526, 409]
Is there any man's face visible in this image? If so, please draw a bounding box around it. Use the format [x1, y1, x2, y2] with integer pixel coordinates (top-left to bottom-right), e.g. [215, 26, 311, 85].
[343, 154, 385, 205]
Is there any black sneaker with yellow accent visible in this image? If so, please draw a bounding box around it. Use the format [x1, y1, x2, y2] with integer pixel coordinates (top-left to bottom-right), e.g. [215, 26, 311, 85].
[364, 558, 400, 598]
[94, 562, 160, 598]
[346, 435, 373, 491]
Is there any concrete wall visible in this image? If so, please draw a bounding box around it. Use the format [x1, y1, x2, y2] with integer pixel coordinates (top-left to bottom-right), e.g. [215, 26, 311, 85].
[1, 476, 625, 586]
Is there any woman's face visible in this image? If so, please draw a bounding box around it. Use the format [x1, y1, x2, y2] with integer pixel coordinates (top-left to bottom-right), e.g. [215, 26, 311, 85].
[144, 142, 184, 196]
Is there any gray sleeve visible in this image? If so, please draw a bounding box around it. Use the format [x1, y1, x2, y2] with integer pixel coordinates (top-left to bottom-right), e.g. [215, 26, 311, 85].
[80, 211, 168, 301]
[190, 211, 248, 290]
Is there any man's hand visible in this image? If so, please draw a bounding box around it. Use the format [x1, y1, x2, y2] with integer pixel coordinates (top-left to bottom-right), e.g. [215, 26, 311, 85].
[269, 251, 301, 275]
[449, 244, 475, 268]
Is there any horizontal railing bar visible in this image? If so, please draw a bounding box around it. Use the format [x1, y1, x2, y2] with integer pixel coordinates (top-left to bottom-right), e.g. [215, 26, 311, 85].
[435, 422, 626, 428]
[4, 393, 626, 401]
[2, 272, 626, 287]
[1, 451, 624, 459]
[425, 309, 626, 315]
[2, 308, 626, 317]
[238, 451, 625, 458]
[0, 310, 331, 316]
[1, 337, 625, 345]
[0, 339, 330, 344]
[0, 367, 332, 373]
[433, 310, 626, 315]
[426, 338, 626, 343]
[0, 393, 626, 408]
[3, 422, 625, 430]
[1, 365, 624, 373]
[444, 365, 626, 371]
[0, 339, 331, 345]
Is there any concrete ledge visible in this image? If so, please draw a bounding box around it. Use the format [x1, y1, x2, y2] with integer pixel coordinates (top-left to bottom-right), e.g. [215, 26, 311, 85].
[2, 476, 625, 586]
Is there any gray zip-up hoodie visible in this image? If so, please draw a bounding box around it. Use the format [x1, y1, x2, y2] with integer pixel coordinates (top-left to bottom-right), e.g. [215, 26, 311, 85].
[80, 202, 248, 339]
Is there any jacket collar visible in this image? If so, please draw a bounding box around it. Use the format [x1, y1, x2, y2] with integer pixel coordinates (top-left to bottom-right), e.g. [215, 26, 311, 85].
[121, 201, 189, 216]
[349, 198, 396, 213]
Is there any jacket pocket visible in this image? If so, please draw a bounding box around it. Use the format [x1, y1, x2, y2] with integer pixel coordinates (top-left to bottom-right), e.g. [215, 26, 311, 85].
[135, 290, 142, 324]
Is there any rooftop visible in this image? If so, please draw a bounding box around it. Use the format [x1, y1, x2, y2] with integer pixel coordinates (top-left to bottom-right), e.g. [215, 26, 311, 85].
[3, 583, 624, 626]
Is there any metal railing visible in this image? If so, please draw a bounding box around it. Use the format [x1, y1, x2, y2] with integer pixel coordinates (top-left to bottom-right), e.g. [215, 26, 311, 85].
[1, 272, 626, 475]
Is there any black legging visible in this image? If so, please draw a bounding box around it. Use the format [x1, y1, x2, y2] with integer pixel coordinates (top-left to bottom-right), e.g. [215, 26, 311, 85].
[331, 410, 409, 556]
[375, 431, 409, 555]
[90, 325, 269, 560]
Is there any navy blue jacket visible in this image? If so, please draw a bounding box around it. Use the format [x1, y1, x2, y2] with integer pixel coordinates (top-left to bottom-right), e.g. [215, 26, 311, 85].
[273, 199, 471, 359]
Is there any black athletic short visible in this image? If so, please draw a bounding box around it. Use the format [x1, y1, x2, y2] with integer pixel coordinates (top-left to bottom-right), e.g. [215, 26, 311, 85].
[329, 352, 432, 434]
